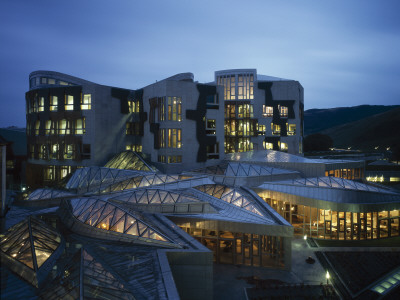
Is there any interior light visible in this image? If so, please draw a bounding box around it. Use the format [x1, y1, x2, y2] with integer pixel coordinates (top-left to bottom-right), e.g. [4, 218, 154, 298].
[303, 235, 307, 240]
[326, 271, 330, 284]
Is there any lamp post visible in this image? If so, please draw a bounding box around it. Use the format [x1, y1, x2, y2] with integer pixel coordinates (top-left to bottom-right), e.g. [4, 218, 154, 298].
[326, 271, 330, 285]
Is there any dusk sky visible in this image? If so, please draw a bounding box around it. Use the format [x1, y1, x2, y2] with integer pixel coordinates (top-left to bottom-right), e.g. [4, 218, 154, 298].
[1, 0, 399, 128]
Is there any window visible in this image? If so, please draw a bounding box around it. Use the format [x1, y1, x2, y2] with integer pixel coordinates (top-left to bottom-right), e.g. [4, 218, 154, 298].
[168, 129, 182, 148]
[48, 78, 55, 85]
[263, 142, 273, 150]
[158, 155, 166, 163]
[271, 123, 281, 135]
[51, 144, 59, 159]
[262, 105, 273, 117]
[206, 119, 216, 135]
[35, 120, 40, 135]
[29, 144, 34, 158]
[279, 142, 288, 152]
[65, 95, 74, 110]
[126, 122, 141, 135]
[206, 95, 219, 106]
[167, 96, 182, 121]
[237, 138, 253, 152]
[60, 166, 71, 179]
[50, 96, 58, 111]
[257, 124, 266, 135]
[45, 120, 52, 135]
[207, 143, 219, 159]
[58, 119, 71, 135]
[82, 144, 91, 159]
[279, 106, 288, 118]
[39, 144, 48, 160]
[81, 94, 91, 110]
[159, 97, 165, 121]
[225, 104, 236, 119]
[75, 118, 86, 134]
[237, 120, 254, 136]
[167, 155, 182, 163]
[225, 120, 236, 136]
[41, 77, 47, 84]
[126, 144, 142, 152]
[59, 81, 68, 86]
[64, 144, 75, 159]
[237, 74, 254, 100]
[287, 123, 296, 135]
[44, 166, 54, 181]
[159, 129, 166, 148]
[238, 104, 253, 118]
[217, 73, 253, 100]
[39, 97, 44, 112]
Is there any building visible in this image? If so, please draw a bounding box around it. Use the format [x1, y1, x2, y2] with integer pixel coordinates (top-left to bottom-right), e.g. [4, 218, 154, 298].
[25, 69, 304, 188]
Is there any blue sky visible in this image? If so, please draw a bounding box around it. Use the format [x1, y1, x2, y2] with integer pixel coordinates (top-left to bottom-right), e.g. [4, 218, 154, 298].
[1, 0, 399, 127]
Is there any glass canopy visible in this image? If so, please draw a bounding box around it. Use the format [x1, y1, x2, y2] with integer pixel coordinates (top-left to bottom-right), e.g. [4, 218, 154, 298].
[105, 150, 158, 172]
[109, 188, 201, 204]
[195, 184, 262, 216]
[0, 216, 62, 270]
[70, 198, 174, 244]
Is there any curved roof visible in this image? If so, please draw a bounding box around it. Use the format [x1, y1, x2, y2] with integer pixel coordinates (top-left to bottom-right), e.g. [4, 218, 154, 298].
[40, 248, 135, 300]
[105, 151, 158, 172]
[26, 188, 75, 201]
[69, 198, 176, 245]
[0, 216, 62, 271]
[109, 188, 201, 205]
[194, 184, 263, 216]
[189, 161, 297, 177]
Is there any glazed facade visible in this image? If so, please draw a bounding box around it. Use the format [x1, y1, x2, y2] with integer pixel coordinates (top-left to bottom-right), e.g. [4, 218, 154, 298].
[26, 69, 303, 187]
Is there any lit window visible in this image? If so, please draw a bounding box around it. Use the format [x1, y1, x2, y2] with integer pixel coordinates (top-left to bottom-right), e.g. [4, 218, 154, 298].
[64, 144, 74, 159]
[238, 104, 253, 118]
[81, 94, 91, 110]
[51, 144, 59, 159]
[158, 155, 166, 163]
[45, 120, 52, 135]
[44, 166, 54, 181]
[58, 119, 70, 135]
[75, 118, 85, 135]
[59, 81, 68, 86]
[237, 138, 253, 152]
[390, 177, 400, 182]
[126, 144, 142, 152]
[279, 106, 288, 118]
[39, 97, 45, 112]
[287, 123, 296, 135]
[167, 155, 182, 163]
[50, 96, 58, 111]
[262, 105, 273, 117]
[35, 77, 40, 85]
[279, 142, 288, 152]
[167, 97, 182, 121]
[65, 95, 74, 110]
[271, 123, 281, 135]
[168, 128, 182, 148]
[159, 129, 166, 148]
[35, 120, 40, 135]
[258, 124, 266, 135]
[128, 100, 139, 113]
[41, 77, 47, 84]
[48, 78, 55, 85]
[206, 119, 216, 135]
[60, 166, 71, 178]
[159, 97, 165, 121]
[39, 144, 48, 160]
[263, 142, 273, 150]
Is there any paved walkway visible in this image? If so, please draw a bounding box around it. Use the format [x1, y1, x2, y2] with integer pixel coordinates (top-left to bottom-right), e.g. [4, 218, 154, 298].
[213, 235, 400, 299]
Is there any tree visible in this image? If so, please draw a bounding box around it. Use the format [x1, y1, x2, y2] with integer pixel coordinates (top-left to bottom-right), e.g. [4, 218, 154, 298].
[304, 133, 333, 152]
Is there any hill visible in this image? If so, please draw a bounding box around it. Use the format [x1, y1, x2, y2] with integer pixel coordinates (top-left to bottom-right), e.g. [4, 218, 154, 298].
[320, 106, 400, 150]
[304, 105, 399, 135]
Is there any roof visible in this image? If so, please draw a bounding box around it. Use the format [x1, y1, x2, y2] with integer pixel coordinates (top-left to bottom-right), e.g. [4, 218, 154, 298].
[257, 74, 292, 82]
[104, 151, 158, 172]
[226, 150, 362, 165]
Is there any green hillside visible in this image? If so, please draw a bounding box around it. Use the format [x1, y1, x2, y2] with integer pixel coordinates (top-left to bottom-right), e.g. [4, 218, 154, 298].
[304, 105, 399, 135]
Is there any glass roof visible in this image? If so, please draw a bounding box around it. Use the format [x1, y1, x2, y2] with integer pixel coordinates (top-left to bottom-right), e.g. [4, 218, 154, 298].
[100, 174, 190, 193]
[40, 248, 135, 300]
[194, 184, 262, 216]
[268, 177, 398, 194]
[0, 216, 62, 271]
[190, 161, 294, 177]
[26, 188, 75, 201]
[109, 188, 201, 205]
[105, 150, 158, 172]
[66, 167, 143, 192]
[70, 198, 174, 244]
